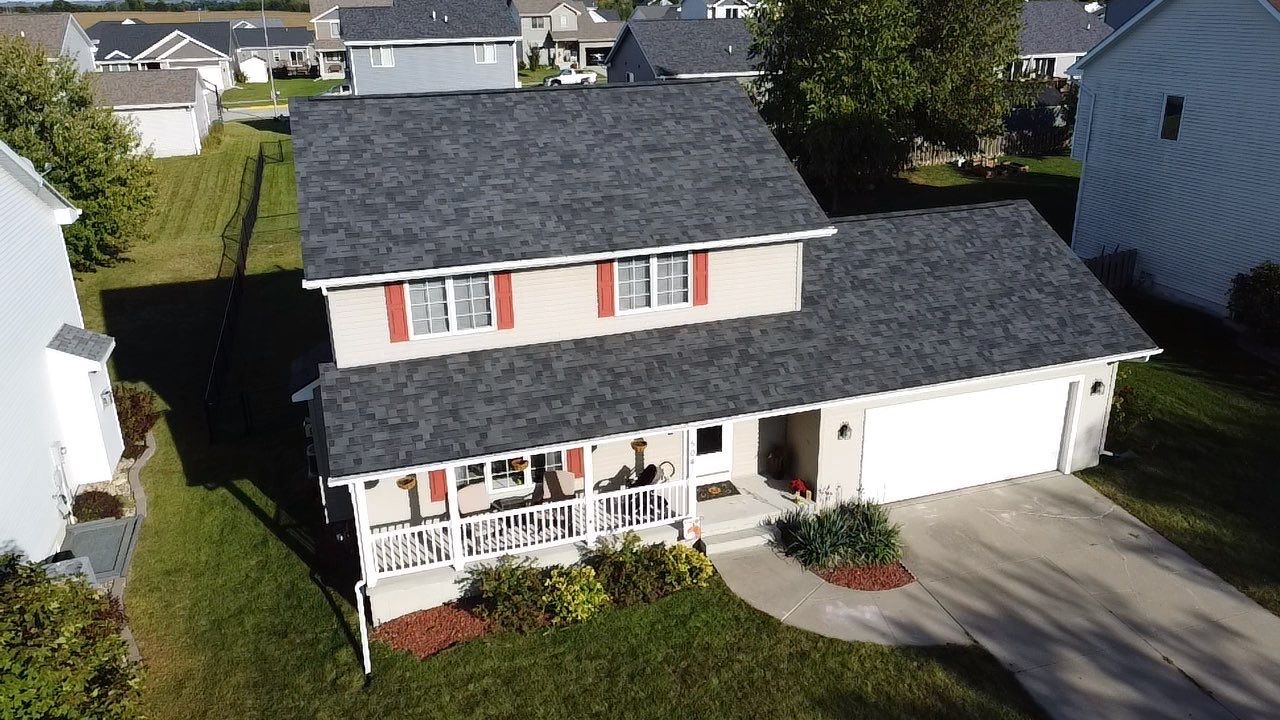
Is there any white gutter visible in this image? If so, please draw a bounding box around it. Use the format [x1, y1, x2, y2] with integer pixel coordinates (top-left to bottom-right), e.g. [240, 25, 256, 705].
[323, 347, 1161, 487]
[344, 36, 521, 47]
[354, 579, 372, 675]
[302, 227, 838, 290]
[667, 71, 761, 79]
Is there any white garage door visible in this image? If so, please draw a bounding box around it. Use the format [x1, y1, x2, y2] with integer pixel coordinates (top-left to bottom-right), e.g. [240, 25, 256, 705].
[862, 379, 1074, 503]
[116, 108, 198, 158]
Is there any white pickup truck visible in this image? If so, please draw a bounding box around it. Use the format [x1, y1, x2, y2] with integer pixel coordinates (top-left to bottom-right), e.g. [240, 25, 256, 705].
[544, 68, 598, 86]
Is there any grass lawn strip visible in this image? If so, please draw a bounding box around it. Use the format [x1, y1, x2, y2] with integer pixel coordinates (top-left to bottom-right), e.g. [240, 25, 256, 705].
[221, 78, 344, 106]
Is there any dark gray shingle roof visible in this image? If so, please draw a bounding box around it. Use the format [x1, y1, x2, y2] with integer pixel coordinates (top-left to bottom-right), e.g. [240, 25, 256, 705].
[88, 21, 235, 58]
[619, 18, 756, 76]
[291, 80, 828, 281]
[93, 69, 200, 107]
[0, 13, 72, 55]
[1020, 0, 1113, 56]
[316, 201, 1158, 478]
[339, 0, 520, 42]
[47, 324, 114, 363]
[232, 26, 314, 48]
[629, 5, 679, 20]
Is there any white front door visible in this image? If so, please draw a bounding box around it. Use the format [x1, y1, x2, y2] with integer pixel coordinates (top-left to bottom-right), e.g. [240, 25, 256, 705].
[690, 423, 731, 484]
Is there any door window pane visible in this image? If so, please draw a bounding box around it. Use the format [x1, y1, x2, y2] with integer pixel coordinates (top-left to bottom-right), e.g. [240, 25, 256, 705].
[696, 426, 723, 455]
[490, 459, 527, 490]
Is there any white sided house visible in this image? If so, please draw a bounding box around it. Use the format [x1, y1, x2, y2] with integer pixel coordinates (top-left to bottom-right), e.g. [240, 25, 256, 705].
[0, 12, 97, 73]
[1069, 0, 1280, 314]
[88, 21, 237, 92]
[1013, 0, 1112, 80]
[94, 69, 213, 158]
[289, 81, 1157, 669]
[0, 142, 124, 561]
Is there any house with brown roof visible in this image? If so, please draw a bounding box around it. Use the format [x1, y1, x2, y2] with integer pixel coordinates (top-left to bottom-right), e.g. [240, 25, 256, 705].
[514, 0, 622, 67]
[0, 12, 95, 72]
[93, 69, 212, 157]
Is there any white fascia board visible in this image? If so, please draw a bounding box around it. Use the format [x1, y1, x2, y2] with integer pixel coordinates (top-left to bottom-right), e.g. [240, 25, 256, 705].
[137, 30, 229, 61]
[344, 36, 521, 47]
[301, 226, 839, 290]
[667, 70, 760, 79]
[291, 379, 319, 403]
[103, 50, 132, 60]
[0, 141, 80, 221]
[309, 5, 340, 22]
[156, 38, 192, 60]
[324, 348, 1161, 486]
[109, 102, 197, 110]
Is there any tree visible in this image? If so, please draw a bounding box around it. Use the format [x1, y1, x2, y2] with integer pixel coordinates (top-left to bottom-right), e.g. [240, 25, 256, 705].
[0, 38, 155, 271]
[0, 554, 142, 719]
[751, 0, 1023, 205]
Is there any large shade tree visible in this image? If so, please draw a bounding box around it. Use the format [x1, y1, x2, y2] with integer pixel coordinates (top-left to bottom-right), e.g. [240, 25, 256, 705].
[0, 37, 155, 271]
[750, 0, 1024, 206]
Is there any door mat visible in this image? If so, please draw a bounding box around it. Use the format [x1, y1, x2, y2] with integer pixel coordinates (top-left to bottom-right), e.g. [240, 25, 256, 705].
[697, 481, 741, 502]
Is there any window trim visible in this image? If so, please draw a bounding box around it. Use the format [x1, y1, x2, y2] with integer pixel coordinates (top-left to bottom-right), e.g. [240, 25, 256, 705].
[474, 42, 497, 65]
[457, 449, 567, 497]
[404, 274, 497, 340]
[614, 252, 693, 316]
[370, 45, 394, 68]
[531, 16, 548, 28]
[1158, 93, 1185, 141]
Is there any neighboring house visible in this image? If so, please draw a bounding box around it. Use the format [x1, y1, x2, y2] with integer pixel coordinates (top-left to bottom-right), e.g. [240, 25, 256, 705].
[629, 4, 680, 20]
[0, 12, 96, 72]
[309, 0, 392, 79]
[1069, 0, 1280, 314]
[606, 18, 756, 83]
[683, 0, 757, 19]
[1014, 0, 1112, 79]
[0, 141, 124, 562]
[231, 18, 286, 30]
[88, 21, 237, 91]
[342, 0, 521, 95]
[94, 69, 213, 158]
[1104, 0, 1156, 28]
[289, 80, 1156, 634]
[233, 26, 317, 75]
[515, 0, 621, 67]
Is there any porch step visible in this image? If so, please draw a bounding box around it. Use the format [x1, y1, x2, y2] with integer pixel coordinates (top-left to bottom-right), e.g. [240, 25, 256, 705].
[703, 525, 776, 556]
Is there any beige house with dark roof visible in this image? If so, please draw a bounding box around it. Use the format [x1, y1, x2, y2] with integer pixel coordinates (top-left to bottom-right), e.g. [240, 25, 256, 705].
[514, 0, 621, 67]
[0, 13, 96, 72]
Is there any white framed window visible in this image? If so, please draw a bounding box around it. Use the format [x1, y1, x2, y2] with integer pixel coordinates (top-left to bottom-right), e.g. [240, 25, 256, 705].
[474, 43, 497, 64]
[455, 451, 566, 495]
[625, 71, 634, 82]
[1160, 94, 1184, 141]
[616, 252, 691, 313]
[333, 20, 341, 37]
[289, 49, 305, 65]
[370, 46, 394, 67]
[1033, 57, 1055, 77]
[532, 16, 548, 28]
[559, 14, 568, 27]
[405, 274, 494, 338]
[272, 49, 281, 62]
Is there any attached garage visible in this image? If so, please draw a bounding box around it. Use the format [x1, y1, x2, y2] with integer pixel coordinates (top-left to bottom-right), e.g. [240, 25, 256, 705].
[93, 69, 211, 158]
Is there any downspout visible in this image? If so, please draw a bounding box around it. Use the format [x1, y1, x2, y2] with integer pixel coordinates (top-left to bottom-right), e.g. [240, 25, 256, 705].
[347, 483, 373, 675]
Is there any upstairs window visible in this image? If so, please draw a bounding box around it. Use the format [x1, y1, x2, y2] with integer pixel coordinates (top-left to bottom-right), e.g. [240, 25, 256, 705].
[333, 20, 341, 37]
[559, 14, 569, 28]
[406, 274, 493, 337]
[1160, 95, 1184, 141]
[474, 43, 497, 64]
[617, 252, 690, 312]
[370, 46, 394, 68]
[532, 16, 548, 28]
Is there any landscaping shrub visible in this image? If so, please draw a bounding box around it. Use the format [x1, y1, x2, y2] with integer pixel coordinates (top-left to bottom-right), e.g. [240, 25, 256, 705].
[1107, 367, 1153, 449]
[585, 532, 714, 606]
[112, 384, 160, 459]
[773, 499, 902, 570]
[541, 565, 609, 626]
[0, 554, 141, 719]
[465, 556, 547, 633]
[73, 490, 123, 521]
[659, 542, 715, 593]
[1228, 262, 1280, 340]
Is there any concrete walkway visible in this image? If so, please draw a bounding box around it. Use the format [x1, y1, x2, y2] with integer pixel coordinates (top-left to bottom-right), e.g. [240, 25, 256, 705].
[713, 547, 969, 646]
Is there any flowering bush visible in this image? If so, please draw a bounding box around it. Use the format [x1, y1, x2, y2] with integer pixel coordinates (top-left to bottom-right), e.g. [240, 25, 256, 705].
[789, 478, 809, 496]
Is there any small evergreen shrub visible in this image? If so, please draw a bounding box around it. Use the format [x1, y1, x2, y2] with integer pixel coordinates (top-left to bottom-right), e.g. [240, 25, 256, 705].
[773, 499, 902, 570]
[465, 556, 547, 633]
[73, 491, 124, 521]
[112, 384, 160, 459]
[541, 565, 609, 626]
[1228, 262, 1280, 340]
[1107, 367, 1153, 449]
[0, 554, 141, 719]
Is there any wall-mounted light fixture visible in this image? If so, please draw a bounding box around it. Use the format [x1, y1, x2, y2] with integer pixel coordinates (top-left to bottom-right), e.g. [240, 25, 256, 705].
[837, 422, 852, 440]
[1091, 381, 1106, 396]
[100, 389, 115, 408]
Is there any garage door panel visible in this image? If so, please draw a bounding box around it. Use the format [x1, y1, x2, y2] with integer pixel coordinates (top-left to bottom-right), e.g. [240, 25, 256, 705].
[863, 379, 1072, 503]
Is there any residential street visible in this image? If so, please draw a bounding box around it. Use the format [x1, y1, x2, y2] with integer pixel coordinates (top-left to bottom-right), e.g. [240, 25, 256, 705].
[896, 473, 1280, 720]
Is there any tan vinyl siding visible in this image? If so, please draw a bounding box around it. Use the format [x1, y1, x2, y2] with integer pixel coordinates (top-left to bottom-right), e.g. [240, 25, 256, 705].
[1073, 0, 1280, 314]
[327, 241, 804, 368]
[591, 433, 682, 489]
[729, 418, 759, 477]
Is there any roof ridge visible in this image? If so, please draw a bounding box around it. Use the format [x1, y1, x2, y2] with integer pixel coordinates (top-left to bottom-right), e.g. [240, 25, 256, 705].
[298, 77, 733, 103]
[827, 200, 1030, 225]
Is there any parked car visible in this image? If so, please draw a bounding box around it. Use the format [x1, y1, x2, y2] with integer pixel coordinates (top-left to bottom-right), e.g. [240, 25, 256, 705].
[544, 68, 597, 86]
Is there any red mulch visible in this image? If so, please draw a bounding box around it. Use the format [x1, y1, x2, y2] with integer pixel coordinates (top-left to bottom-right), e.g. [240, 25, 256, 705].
[373, 602, 491, 659]
[817, 562, 915, 591]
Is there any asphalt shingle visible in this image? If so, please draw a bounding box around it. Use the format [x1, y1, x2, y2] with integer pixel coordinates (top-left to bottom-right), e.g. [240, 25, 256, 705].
[619, 18, 756, 76]
[316, 201, 1159, 478]
[290, 80, 829, 281]
[47, 323, 114, 363]
[339, 0, 520, 42]
[88, 20, 236, 58]
[0, 13, 72, 55]
[232, 26, 314, 48]
[1020, 0, 1113, 56]
[92, 69, 201, 107]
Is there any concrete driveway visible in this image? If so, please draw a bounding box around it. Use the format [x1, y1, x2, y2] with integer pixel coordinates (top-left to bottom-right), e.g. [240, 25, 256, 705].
[892, 473, 1280, 720]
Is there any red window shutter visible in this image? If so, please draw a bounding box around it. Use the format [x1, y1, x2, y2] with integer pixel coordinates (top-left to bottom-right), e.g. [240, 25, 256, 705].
[693, 251, 709, 306]
[566, 447, 584, 478]
[596, 261, 615, 317]
[494, 272, 515, 329]
[428, 469, 447, 502]
[385, 283, 409, 343]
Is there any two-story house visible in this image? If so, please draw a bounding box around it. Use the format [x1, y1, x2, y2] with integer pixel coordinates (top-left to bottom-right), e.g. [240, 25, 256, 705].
[309, 0, 391, 80]
[342, 0, 521, 95]
[606, 18, 757, 83]
[1013, 0, 1112, 80]
[290, 80, 1157, 646]
[514, 0, 621, 68]
[1069, 0, 1280, 314]
[0, 12, 96, 73]
[0, 141, 125, 562]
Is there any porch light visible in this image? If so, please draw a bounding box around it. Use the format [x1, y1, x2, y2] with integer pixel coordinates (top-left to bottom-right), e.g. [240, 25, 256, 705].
[1091, 381, 1106, 396]
[837, 422, 852, 440]
[100, 389, 114, 409]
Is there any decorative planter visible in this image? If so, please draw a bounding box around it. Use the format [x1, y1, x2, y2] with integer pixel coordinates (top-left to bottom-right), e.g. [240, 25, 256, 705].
[630, 438, 648, 452]
[396, 475, 417, 491]
[510, 458, 530, 472]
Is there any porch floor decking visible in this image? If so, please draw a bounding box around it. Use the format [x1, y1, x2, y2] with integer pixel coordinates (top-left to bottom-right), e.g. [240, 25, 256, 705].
[699, 473, 794, 534]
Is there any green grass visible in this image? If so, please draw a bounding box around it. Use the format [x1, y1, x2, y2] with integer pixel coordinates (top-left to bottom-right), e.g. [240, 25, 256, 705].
[70, 121, 1043, 719]
[221, 79, 343, 106]
[1079, 297, 1280, 615]
[846, 155, 1081, 241]
[519, 66, 561, 86]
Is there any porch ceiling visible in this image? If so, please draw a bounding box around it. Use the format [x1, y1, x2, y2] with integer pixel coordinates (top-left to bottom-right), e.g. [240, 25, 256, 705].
[316, 201, 1158, 480]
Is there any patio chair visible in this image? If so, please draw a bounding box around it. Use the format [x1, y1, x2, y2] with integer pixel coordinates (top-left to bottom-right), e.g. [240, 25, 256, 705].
[456, 482, 488, 517]
[536, 470, 581, 502]
[629, 464, 658, 488]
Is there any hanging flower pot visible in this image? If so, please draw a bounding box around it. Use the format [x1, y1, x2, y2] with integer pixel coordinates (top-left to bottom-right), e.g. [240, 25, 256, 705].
[395, 475, 417, 491]
[630, 438, 648, 452]
[510, 458, 529, 472]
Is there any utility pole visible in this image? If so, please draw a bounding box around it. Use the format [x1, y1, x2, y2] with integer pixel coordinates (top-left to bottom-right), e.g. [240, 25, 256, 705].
[261, 0, 280, 116]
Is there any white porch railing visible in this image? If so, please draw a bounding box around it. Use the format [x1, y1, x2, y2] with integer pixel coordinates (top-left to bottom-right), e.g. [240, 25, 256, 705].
[459, 497, 588, 563]
[594, 483, 688, 535]
[370, 522, 452, 578]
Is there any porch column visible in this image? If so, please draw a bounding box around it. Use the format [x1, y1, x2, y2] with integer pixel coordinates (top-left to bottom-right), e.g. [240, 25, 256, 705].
[582, 445, 597, 545]
[684, 429, 699, 536]
[349, 482, 378, 587]
[444, 466, 465, 571]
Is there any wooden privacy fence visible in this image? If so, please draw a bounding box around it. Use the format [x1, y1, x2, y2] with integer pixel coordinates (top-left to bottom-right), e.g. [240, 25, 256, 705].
[910, 127, 1072, 167]
[1083, 248, 1138, 292]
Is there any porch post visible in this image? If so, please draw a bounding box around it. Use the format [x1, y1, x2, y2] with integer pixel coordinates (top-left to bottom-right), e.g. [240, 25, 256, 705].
[349, 482, 378, 587]
[582, 445, 597, 545]
[684, 429, 699, 535]
[444, 466, 465, 571]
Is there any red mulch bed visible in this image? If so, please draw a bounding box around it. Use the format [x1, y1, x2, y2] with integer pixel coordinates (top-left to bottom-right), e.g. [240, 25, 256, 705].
[373, 602, 491, 659]
[817, 562, 915, 591]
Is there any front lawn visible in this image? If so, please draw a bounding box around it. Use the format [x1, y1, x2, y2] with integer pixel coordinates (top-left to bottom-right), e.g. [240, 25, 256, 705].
[519, 66, 561, 86]
[1080, 297, 1280, 615]
[73, 122, 1043, 719]
[221, 78, 343, 106]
